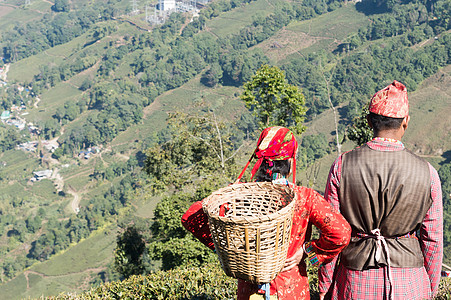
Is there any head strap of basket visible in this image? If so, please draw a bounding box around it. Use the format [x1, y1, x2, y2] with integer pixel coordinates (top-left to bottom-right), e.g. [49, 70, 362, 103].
[236, 126, 298, 184]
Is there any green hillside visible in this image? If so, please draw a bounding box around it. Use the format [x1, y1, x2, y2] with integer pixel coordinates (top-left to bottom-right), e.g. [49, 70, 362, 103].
[0, 0, 449, 298]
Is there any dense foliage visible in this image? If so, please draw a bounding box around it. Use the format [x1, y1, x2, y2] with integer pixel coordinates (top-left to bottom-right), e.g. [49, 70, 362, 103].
[241, 65, 307, 134]
[48, 261, 237, 300]
[346, 106, 373, 146]
[0, 124, 29, 152]
[114, 226, 146, 278]
[282, 0, 450, 122]
[2, 1, 121, 62]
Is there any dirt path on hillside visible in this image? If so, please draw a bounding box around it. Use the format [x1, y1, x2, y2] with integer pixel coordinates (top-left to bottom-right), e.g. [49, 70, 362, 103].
[67, 186, 80, 214]
[47, 166, 81, 214]
[33, 96, 41, 108]
[51, 168, 64, 191]
[0, 63, 9, 81]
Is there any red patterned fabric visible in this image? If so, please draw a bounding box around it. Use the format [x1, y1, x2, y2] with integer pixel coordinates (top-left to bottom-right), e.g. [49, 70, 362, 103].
[236, 126, 298, 184]
[181, 201, 215, 250]
[182, 185, 351, 299]
[369, 80, 409, 118]
[318, 138, 443, 300]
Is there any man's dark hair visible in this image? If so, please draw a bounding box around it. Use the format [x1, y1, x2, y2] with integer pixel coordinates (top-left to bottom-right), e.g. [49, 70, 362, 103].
[254, 159, 291, 182]
[368, 112, 404, 133]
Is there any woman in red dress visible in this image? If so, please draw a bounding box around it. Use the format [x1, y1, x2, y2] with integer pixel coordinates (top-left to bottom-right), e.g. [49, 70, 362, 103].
[182, 126, 351, 299]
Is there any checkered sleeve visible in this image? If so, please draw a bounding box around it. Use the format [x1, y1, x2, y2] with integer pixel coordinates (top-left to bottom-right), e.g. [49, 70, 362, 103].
[420, 163, 443, 297]
[318, 156, 342, 294]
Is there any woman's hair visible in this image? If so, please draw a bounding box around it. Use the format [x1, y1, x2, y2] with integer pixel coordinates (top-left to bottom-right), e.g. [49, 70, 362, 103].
[254, 159, 291, 182]
[368, 112, 404, 132]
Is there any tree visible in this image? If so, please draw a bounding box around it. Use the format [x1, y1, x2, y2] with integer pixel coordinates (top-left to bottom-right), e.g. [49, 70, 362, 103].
[144, 110, 241, 191]
[347, 105, 373, 146]
[53, 0, 70, 12]
[114, 226, 146, 279]
[147, 191, 217, 270]
[201, 63, 222, 87]
[298, 133, 330, 169]
[241, 65, 307, 135]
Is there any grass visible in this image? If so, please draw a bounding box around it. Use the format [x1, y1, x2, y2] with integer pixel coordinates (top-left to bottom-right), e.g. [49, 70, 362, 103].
[0, 150, 40, 181]
[32, 227, 116, 276]
[7, 20, 129, 83]
[255, 4, 370, 62]
[0, 273, 28, 300]
[0, 3, 43, 32]
[67, 71, 93, 89]
[0, 226, 117, 300]
[0, 181, 30, 202]
[26, 83, 82, 123]
[404, 65, 451, 157]
[26, 0, 53, 12]
[0, 149, 68, 226]
[206, 0, 277, 38]
[0, 5, 15, 25]
[64, 166, 94, 192]
[110, 73, 244, 148]
[58, 111, 92, 140]
[29, 178, 60, 201]
[133, 194, 161, 220]
[7, 52, 66, 83]
[4, 25, 91, 83]
[288, 5, 369, 40]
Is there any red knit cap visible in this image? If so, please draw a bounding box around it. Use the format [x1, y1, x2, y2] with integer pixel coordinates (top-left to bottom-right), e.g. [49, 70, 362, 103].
[369, 80, 409, 118]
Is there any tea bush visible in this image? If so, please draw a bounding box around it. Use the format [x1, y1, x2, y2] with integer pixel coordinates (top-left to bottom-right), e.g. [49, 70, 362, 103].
[49, 261, 236, 299]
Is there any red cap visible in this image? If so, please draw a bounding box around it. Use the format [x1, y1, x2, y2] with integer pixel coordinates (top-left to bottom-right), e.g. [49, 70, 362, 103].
[369, 80, 409, 118]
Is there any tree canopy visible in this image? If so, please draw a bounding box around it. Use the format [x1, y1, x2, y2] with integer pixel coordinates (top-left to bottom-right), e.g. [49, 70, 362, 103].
[241, 65, 307, 135]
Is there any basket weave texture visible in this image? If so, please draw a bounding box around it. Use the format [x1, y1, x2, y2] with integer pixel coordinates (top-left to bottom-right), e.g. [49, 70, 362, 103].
[202, 182, 296, 284]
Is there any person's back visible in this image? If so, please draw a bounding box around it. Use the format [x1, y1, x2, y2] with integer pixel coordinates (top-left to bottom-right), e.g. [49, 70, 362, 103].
[318, 81, 443, 300]
[183, 126, 351, 300]
[339, 144, 432, 270]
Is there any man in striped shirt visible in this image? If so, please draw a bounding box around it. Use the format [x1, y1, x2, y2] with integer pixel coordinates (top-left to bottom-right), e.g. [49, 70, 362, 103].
[318, 80, 443, 299]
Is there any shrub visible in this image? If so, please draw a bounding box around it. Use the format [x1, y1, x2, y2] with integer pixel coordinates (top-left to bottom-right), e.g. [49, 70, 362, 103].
[47, 261, 237, 299]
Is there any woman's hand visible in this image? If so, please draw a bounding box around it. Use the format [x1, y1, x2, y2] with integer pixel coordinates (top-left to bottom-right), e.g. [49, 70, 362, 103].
[281, 245, 305, 272]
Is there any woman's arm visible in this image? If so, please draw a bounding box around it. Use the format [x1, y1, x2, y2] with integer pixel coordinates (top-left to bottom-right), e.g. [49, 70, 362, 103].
[181, 201, 215, 250]
[304, 188, 351, 266]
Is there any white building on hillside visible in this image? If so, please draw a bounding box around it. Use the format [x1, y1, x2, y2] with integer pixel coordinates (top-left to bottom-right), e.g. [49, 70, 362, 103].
[31, 169, 53, 182]
[160, 0, 176, 11]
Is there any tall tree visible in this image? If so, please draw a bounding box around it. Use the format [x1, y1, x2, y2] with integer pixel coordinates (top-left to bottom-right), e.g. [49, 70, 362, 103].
[144, 110, 242, 191]
[241, 65, 307, 135]
[114, 226, 146, 279]
[53, 0, 70, 12]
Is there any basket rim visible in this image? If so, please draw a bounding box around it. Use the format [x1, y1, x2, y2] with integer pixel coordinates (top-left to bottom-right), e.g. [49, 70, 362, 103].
[202, 182, 296, 224]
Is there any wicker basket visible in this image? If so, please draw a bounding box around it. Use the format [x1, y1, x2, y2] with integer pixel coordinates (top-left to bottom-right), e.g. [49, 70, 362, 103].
[202, 182, 296, 284]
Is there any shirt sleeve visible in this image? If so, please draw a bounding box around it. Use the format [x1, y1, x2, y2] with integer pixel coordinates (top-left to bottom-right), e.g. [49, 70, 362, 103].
[318, 156, 342, 293]
[420, 163, 443, 296]
[305, 186, 351, 267]
[181, 201, 215, 250]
